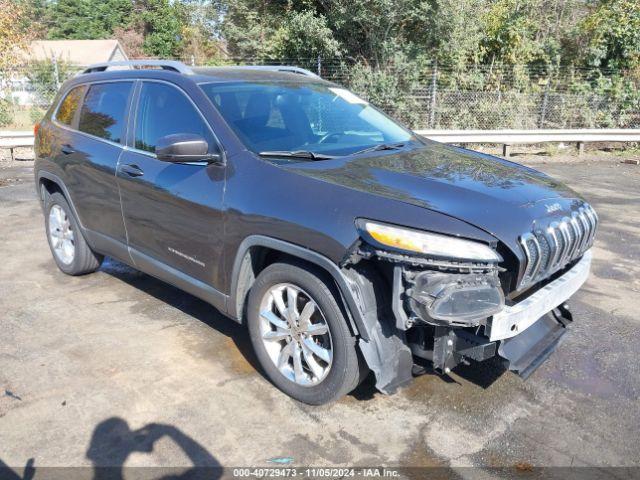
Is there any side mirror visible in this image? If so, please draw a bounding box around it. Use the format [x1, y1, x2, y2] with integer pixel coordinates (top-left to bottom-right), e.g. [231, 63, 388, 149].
[155, 133, 222, 164]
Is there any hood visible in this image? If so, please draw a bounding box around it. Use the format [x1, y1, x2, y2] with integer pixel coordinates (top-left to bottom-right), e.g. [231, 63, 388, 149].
[284, 142, 586, 252]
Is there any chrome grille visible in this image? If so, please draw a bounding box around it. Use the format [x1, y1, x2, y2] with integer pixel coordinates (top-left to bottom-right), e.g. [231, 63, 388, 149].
[519, 203, 598, 288]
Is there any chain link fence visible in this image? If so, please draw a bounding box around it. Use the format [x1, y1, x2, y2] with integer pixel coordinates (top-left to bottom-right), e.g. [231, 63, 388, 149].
[1, 57, 639, 131]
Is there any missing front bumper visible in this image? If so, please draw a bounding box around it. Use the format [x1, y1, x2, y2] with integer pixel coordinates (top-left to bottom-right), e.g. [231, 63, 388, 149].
[498, 305, 573, 379]
[409, 305, 573, 379]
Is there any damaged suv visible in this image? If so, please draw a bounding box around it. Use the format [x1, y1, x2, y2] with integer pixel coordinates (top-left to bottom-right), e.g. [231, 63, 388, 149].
[35, 60, 597, 404]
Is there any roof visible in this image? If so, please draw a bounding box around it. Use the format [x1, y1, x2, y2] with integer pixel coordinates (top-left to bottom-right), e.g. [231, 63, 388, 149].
[72, 62, 327, 84]
[26, 40, 128, 65]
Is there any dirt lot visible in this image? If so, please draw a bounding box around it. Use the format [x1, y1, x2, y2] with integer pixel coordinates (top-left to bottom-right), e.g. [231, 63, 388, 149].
[0, 155, 639, 475]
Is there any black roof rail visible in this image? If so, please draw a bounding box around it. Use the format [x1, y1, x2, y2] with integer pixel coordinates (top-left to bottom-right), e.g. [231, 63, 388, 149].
[81, 60, 193, 75]
[237, 65, 320, 78]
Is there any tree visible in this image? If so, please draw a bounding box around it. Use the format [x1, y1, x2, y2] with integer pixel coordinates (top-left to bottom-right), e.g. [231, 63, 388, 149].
[0, 0, 32, 70]
[113, 26, 145, 58]
[45, 0, 133, 40]
[0, 0, 34, 126]
[176, 1, 225, 63]
[214, 0, 284, 58]
[270, 10, 341, 66]
[313, 0, 419, 65]
[580, 0, 640, 70]
[134, 0, 184, 57]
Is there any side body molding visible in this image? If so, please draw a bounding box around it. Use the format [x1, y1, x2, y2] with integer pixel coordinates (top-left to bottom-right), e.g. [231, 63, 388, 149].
[228, 235, 370, 341]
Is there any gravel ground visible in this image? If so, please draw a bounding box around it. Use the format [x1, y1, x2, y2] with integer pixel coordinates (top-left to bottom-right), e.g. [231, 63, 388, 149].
[0, 156, 639, 477]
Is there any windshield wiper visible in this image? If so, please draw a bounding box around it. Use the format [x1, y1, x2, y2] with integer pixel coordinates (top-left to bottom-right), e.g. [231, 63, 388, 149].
[258, 150, 336, 160]
[351, 142, 407, 156]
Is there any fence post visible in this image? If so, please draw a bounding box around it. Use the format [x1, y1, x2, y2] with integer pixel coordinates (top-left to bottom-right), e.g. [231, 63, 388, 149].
[317, 55, 322, 77]
[52, 56, 60, 90]
[429, 60, 438, 128]
[539, 74, 550, 128]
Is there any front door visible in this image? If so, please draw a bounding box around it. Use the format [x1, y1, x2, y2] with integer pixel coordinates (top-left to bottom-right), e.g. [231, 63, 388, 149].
[117, 81, 226, 292]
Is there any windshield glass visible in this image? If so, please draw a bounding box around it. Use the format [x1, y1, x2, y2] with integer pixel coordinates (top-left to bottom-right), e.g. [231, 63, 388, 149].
[199, 81, 414, 157]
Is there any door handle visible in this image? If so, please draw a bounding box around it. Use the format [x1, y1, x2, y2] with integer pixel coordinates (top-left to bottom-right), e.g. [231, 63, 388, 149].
[120, 164, 144, 177]
[61, 144, 75, 155]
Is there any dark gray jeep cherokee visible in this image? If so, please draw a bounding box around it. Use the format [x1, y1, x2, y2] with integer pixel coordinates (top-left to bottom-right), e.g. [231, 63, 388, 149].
[34, 60, 598, 404]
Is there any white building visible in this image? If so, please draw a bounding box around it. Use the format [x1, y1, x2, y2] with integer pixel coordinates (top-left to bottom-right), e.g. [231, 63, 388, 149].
[27, 39, 128, 65]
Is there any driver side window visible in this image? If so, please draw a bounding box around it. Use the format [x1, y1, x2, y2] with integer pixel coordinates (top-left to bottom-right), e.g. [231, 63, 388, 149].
[135, 82, 215, 154]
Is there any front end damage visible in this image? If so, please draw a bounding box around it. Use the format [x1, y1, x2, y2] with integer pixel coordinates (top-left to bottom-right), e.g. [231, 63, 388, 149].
[341, 242, 591, 394]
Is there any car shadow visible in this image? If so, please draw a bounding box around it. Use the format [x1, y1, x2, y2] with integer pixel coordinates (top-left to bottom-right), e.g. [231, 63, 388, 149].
[99, 257, 263, 375]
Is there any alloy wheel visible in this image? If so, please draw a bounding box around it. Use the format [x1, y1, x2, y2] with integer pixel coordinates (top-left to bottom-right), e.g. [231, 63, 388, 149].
[48, 204, 75, 265]
[259, 283, 333, 386]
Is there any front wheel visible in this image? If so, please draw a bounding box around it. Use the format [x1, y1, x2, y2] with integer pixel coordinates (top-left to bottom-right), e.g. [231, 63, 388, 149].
[247, 261, 363, 405]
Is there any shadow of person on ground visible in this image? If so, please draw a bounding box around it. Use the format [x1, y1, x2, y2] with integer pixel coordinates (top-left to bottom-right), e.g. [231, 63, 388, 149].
[0, 458, 35, 480]
[86, 417, 221, 480]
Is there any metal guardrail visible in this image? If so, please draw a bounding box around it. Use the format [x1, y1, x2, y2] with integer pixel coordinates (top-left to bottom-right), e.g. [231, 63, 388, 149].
[0, 131, 35, 161]
[415, 128, 640, 156]
[0, 131, 34, 138]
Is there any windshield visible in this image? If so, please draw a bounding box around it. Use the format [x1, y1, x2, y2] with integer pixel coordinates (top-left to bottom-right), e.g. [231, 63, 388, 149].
[199, 81, 414, 157]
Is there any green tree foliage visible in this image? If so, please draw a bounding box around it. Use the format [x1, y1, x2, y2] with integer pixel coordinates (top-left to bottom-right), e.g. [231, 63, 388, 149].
[45, 0, 133, 40]
[270, 10, 341, 65]
[349, 51, 424, 126]
[580, 0, 640, 70]
[17, 0, 640, 129]
[135, 0, 184, 57]
[211, 0, 283, 58]
[34, 0, 640, 74]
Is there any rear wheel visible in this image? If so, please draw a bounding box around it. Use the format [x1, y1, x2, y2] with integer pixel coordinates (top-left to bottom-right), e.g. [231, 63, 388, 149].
[44, 192, 103, 275]
[247, 261, 363, 405]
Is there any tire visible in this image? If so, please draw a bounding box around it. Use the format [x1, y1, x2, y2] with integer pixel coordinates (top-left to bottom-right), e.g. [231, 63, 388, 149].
[44, 191, 103, 275]
[247, 261, 363, 405]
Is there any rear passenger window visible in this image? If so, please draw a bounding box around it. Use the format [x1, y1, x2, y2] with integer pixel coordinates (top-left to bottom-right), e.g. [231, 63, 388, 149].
[78, 82, 132, 143]
[56, 86, 85, 126]
[135, 82, 215, 153]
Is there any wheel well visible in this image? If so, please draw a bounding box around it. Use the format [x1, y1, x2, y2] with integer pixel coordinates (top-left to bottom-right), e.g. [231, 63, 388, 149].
[39, 177, 64, 202]
[233, 246, 309, 322]
[232, 246, 356, 334]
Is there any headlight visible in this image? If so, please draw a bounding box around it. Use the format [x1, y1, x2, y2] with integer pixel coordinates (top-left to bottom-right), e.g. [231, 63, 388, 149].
[359, 220, 501, 263]
[409, 270, 505, 326]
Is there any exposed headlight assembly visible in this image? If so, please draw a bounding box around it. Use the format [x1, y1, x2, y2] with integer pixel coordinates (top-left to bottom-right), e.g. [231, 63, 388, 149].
[357, 220, 504, 326]
[408, 270, 504, 327]
[358, 220, 502, 263]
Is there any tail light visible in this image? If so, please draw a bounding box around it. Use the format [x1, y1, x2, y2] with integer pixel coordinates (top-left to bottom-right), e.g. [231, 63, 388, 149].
[34, 122, 40, 137]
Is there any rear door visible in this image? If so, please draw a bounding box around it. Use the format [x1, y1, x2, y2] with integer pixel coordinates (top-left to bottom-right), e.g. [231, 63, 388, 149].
[117, 80, 226, 291]
[53, 81, 134, 250]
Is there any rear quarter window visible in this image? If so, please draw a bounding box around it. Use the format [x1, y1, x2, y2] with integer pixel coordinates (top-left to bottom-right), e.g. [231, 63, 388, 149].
[78, 82, 133, 143]
[55, 85, 86, 126]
